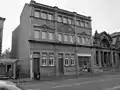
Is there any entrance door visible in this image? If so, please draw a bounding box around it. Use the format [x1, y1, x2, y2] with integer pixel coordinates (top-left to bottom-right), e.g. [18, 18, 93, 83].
[32, 52, 40, 78]
[58, 53, 64, 74]
[33, 58, 40, 73]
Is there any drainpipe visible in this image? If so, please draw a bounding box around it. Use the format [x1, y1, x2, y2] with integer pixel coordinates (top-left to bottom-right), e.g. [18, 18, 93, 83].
[30, 54, 33, 80]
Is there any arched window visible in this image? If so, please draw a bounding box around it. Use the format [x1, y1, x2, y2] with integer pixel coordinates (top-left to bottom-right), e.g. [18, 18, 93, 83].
[100, 39, 110, 48]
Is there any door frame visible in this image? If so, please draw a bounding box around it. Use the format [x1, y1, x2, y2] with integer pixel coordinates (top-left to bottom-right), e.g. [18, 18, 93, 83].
[58, 52, 64, 74]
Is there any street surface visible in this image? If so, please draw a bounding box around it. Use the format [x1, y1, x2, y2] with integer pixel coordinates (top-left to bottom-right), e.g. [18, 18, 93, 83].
[20, 74, 120, 90]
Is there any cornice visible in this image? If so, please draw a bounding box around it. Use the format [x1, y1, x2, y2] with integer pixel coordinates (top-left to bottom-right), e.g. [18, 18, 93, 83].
[29, 0, 91, 21]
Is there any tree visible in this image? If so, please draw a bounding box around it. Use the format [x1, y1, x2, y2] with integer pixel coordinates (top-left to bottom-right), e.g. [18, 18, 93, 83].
[1, 48, 11, 58]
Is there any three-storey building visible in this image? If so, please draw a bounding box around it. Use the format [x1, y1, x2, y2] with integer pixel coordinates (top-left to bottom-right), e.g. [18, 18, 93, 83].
[11, 0, 93, 79]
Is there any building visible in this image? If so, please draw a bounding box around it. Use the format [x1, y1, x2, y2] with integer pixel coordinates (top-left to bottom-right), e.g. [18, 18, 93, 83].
[11, 0, 93, 79]
[0, 17, 18, 79]
[92, 31, 120, 70]
[0, 17, 5, 55]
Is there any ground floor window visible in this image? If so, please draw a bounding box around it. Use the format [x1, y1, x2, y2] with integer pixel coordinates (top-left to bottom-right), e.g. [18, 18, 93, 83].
[64, 53, 69, 66]
[70, 54, 75, 66]
[41, 52, 47, 66]
[48, 52, 54, 66]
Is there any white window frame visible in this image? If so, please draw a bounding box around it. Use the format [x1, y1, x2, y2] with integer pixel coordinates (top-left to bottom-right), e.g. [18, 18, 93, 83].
[58, 16, 62, 22]
[69, 35, 74, 43]
[48, 32, 54, 40]
[48, 52, 54, 66]
[41, 12, 47, 19]
[41, 52, 48, 66]
[34, 11, 40, 18]
[58, 33, 62, 41]
[70, 54, 75, 66]
[76, 20, 80, 26]
[80, 21, 85, 27]
[64, 53, 69, 66]
[42, 31, 47, 39]
[68, 18, 72, 24]
[33, 30, 40, 39]
[85, 22, 89, 28]
[64, 34, 69, 42]
[48, 13, 53, 20]
[63, 17, 68, 23]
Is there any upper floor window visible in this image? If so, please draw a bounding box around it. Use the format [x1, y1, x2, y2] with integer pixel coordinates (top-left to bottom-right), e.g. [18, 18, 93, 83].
[48, 52, 54, 66]
[82, 37, 85, 44]
[41, 12, 47, 19]
[77, 36, 82, 44]
[42, 31, 47, 39]
[58, 16, 62, 22]
[33, 30, 40, 39]
[48, 14, 53, 20]
[85, 22, 89, 28]
[76, 20, 80, 26]
[69, 35, 74, 43]
[41, 52, 47, 66]
[68, 18, 72, 24]
[64, 53, 69, 66]
[80, 21, 84, 27]
[58, 33, 62, 41]
[64, 34, 69, 42]
[34, 11, 40, 18]
[48, 32, 54, 40]
[63, 17, 68, 23]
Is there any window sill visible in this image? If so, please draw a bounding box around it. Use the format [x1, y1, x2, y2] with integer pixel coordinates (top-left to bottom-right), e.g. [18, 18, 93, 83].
[40, 65, 55, 67]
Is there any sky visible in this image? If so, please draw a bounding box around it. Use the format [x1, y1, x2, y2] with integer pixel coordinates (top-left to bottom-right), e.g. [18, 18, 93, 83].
[0, 0, 120, 52]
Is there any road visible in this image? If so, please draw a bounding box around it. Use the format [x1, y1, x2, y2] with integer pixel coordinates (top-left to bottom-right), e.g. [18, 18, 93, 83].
[19, 74, 120, 90]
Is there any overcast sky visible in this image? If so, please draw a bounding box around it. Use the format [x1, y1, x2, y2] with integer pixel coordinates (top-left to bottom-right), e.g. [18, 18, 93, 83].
[0, 0, 120, 52]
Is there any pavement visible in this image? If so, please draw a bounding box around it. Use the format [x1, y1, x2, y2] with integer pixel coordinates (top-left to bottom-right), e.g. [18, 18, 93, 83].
[19, 74, 120, 90]
[8, 70, 120, 84]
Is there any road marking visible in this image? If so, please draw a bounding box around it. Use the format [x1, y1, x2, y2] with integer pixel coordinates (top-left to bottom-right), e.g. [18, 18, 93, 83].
[52, 78, 120, 88]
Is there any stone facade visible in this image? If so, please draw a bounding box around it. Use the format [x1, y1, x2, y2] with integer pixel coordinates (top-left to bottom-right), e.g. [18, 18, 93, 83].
[92, 31, 120, 69]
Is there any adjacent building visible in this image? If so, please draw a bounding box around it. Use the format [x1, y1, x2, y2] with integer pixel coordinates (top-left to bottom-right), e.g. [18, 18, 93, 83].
[0, 17, 5, 55]
[92, 31, 120, 69]
[11, 0, 93, 79]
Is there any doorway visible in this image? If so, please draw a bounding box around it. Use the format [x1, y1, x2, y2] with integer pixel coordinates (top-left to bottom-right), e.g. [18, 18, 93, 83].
[58, 53, 64, 75]
[32, 52, 40, 78]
